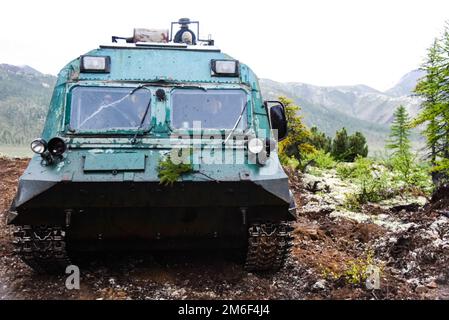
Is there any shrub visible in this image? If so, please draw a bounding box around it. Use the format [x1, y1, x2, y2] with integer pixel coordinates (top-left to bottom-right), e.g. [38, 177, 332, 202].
[343, 193, 362, 211]
[344, 251, 378, 286]
[322, 250, 382, 287]
[336, 163, 356, 180]
[301, 149, 336, 171]
[308, 167, 324, 177]
[313, 150, 336, 169]
[350, 157, 396, 204]
[393, 158, 433, 195]
[282, 155, 300, 170]
[278, 96, 316, 163]
[410, 163, 434, 195]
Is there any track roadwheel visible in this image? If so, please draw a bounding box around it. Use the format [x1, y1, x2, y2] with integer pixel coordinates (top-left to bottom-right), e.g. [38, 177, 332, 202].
[244, 222, 294, 272]
[13, 225, 71, 274]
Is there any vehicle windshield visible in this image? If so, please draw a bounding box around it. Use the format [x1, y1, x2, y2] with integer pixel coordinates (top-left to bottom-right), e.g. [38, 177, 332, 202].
[171, 89, 247, 130]
[69, 86, 151, 131]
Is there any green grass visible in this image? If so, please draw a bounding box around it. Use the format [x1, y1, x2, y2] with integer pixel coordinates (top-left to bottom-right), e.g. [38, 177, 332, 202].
[0, 145, 32, 158]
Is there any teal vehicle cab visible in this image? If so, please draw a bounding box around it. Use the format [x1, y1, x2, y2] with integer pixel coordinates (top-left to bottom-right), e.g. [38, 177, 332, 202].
[9, 19, 297, 273]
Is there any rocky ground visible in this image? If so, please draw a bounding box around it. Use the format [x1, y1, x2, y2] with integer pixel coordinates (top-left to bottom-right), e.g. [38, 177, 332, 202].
[1, 156, 449, 300]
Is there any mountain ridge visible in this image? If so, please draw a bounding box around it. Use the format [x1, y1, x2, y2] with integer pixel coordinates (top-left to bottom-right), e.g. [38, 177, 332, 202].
[0, 64, 424, 151]
[260, 70, 423, 125]
[0, 64, 56, 145]
[259, 69, 424, 151]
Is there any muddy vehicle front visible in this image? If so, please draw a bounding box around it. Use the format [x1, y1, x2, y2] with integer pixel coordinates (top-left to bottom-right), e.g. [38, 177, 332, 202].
[8, 19, 296, 273]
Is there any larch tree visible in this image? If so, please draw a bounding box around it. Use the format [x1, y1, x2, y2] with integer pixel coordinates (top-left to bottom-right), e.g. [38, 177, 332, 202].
[387, 105, 414, 183]
[277, 96, 315, 164]
[413, 26, 449, 184]
[387, 105, 412, 157]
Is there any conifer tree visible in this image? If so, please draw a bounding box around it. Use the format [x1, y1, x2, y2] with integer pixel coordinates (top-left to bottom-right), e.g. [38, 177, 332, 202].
[413, 27, 449, 183]
[347, 131, 369, 161]
[308, 126, 332, 153]
[387, 105, 414, 183]
[387, 105, 412, 157]
[331, 128, 368, 162]
[331, 127, 349, 161]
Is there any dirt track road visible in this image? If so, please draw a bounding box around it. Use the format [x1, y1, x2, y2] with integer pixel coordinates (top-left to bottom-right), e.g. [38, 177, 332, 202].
[1, 157, 448, 300]
[0, 157, 311, 300]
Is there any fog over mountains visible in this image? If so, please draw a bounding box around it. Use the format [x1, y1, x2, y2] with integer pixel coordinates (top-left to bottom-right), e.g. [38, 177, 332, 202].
[0, 63, 425, 151]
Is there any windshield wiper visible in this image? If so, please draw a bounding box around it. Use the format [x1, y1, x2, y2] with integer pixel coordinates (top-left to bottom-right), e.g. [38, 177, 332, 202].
[223, 101, 248, 145]
[130, 86, 152, 144]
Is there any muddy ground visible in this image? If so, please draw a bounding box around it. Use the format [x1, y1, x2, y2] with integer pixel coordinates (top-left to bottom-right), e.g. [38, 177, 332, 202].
[1, 157, 449, 300]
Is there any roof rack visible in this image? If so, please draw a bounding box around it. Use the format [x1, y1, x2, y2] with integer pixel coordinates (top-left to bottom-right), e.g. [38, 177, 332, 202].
[111, 18, 214, 46]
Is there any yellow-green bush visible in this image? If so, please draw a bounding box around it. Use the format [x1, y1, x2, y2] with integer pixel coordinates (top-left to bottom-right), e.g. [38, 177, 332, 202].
[322, 250, 382, 287]
[342, 193, 362, 211]
[347, 157, 395, 204]
[301, 149, 336, 171]
[336, 163, 356, 180]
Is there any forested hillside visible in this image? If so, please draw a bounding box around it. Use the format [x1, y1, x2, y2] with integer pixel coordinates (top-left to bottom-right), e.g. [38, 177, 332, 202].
[260, 70, 425, 151]
[0, 64, 55, 145]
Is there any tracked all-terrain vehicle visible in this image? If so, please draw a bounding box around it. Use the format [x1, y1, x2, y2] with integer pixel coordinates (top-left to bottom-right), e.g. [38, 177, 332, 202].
[8, 19, 297, 273]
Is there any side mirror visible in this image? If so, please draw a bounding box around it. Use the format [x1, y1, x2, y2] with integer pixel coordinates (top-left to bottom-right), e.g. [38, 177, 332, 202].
[266, 101, 288, 141]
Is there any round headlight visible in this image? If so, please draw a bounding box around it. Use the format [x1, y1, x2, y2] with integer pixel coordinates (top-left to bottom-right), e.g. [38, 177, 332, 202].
[30, 138, 47, 154]
[48, 137, 67, 156]
[248, 138, 264, 154]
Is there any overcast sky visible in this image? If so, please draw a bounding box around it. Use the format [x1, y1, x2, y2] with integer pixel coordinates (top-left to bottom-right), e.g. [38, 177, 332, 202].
[0, 0, 448, 91]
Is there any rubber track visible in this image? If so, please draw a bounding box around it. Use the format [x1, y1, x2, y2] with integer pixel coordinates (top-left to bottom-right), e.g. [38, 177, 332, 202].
[13, 225, 71, 274]
[244, 222, 294, 272]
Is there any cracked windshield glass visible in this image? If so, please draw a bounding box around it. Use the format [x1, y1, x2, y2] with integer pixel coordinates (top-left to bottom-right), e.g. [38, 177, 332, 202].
[171, 89, 247, 129]
[69, 87, 151, 131]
